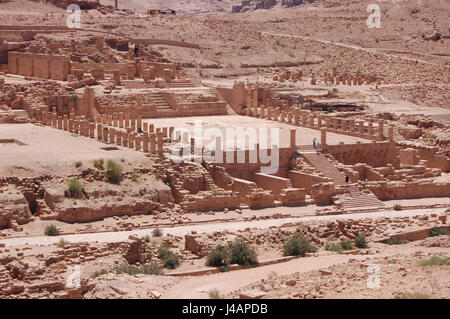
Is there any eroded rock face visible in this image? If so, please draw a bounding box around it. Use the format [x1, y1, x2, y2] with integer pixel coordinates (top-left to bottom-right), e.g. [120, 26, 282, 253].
[43, 180, 173, 223]
[0, 185, 32, 229]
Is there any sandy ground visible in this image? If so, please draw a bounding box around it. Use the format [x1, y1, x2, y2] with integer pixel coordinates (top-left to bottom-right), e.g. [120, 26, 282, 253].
[144, 114, 370, 149]
[0, 123, 149, 176]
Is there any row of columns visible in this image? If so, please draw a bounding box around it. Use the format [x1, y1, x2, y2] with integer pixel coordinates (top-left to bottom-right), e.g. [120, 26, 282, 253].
[38, 108, 177, 155]
[246, 106, 392, 141]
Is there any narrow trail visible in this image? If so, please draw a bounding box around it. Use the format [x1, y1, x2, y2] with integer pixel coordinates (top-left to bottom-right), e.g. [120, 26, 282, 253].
[260, 31, 443, 67]
[0, 207, 444, 247]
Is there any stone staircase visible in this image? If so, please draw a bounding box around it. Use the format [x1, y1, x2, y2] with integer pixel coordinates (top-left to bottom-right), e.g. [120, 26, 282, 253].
[301, 152, 346, 185]
[147, 92, 171, 110]
[168, 79, 196, 88]
[336, 185, 385, 210]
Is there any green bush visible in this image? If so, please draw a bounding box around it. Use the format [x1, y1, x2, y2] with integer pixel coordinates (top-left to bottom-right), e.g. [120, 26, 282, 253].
[152, 228, 163, 237]
[74, 161, 82, 168]
[208, 288, 222, 299]
[55, 238, 70, 248]
[420, 256, 450, 267]
[340, 238, 354, 250]
[385, 237, 409, 245]
[446, 208, 450, 213]
[206, 245, 230, 267]
[142, 235, 151, 243]
[394, 292, 432, 299]
[45, 225, 59, 236]
[354, 234, 368, 248]
[325, 242, 343, 252]
[130, 172, 140, 182]
[283, 235, 317, 257]
[393, 204, 403, 211]
[157, 244, 180, 269]
[116, 263, 164, 275]
[104, 160, 123, 184]
[228, 240, 258, 267]
[93, 159, 104, 170]
[430, 227, 450, 237]
[68, 178, 84, 198]
[91, 269, 108, 278]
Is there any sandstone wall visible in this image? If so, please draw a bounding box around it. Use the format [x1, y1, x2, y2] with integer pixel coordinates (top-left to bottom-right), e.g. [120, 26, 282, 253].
[365, 181, 450, 200]
[8, 52, 69, 81]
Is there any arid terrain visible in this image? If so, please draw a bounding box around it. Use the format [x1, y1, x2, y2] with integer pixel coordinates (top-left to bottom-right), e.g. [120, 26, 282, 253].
[0, 0, 449, 300]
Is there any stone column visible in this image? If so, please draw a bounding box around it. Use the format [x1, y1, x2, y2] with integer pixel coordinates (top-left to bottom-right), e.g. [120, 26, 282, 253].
[378, 120, 384, 138]
[359, 121, 365, 134]
[128, 133, 134, 149]
[113, 113, 118, 127]
[149, 124, 155, 133]
[290, 129, 296, 148]
[321, 128, 327, 149]
[122, 132, 128, 147]
[109, 128, 115, 144]
[274, 108, 280, 121]
[103, 126, 109, 143]
[143, 122, 148, 132]
[137, 114, 142, 131]
[57, 116, 62, 130]
[388, 126, 394, 142]
[124, 112, 130, 129]
[157, 140, 164, 155]
[287, 112, 293, 124]
[119, 112, 124, 128]
[150, 133, 156, 153]
[116, 131, 122, 146]
[143, 132, 149, 153]
[368, 120, 374, 135]
[108, 115, 113, 126]
[135, 136, 141, 151]
[74, 119, 80, 134]
[63, 115, 68, 131]
[267, 108, 272, 120]
[97, 123, 103, 141]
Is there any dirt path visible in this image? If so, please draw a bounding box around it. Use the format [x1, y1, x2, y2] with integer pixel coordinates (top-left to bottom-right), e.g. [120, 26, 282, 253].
[261, 31, 443, 67]
[0, 207, 444, 247]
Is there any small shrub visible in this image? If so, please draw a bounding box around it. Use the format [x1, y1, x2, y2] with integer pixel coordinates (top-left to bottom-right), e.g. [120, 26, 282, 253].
[332, 88, 338, 93]
[385, 237, 409, 245]
[393, 204, 403, 211]
[68, 178, 83, 198]
[157, 244, 180, 269]
[340, 238, 354, 250]
[354, 234, 368, 248]
[130, 172, 140, 182]
[104, 160, 123, 184]
[91, 269, 108, 278]
[152, 228, 163, 237]
[283, 235, 317, 257]
[445, 208, 450, 213]
[154, 172, 161, 180]
[208, 288, 222, 299]
[228, 240, 258, 267]
[142, 235, 151, 243]
[206, 245, 230, 267]
[430, 227, 450, 237]
[74, 161, 82, 168]
[55, 238, 69, 248]
[116, 263, 163, 275]
[420, 256, 450, 267]
[93, 159, 104, 170]
[325, 242, 343, 252]
[394, 292, 432, 299]
[161, 253, 180, 269]
[45, 225, 59, 236]
[386, 259, 397, 264]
